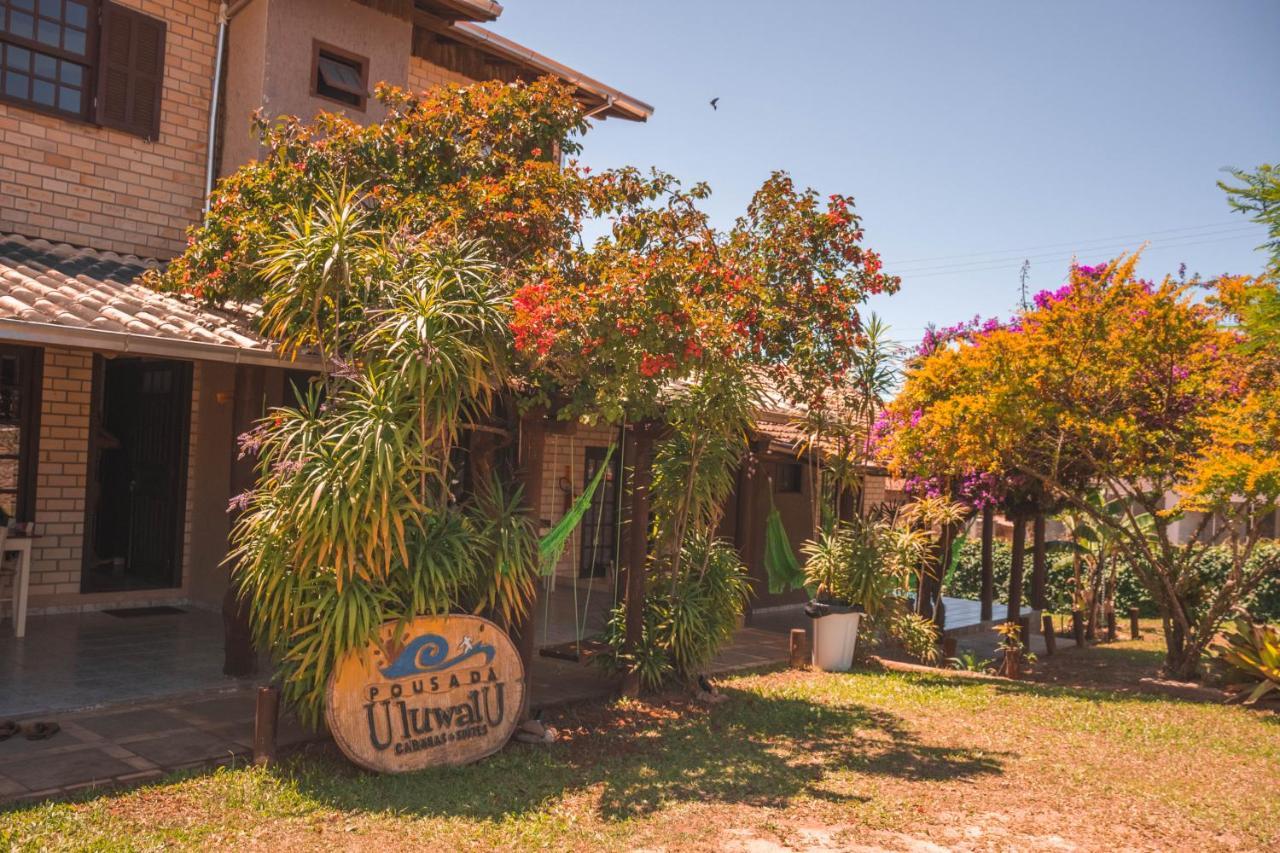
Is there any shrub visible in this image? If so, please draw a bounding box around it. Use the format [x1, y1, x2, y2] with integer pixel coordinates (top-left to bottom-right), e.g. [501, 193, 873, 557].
[947, 539, 1280, 622]
[599, 536, 752, 691]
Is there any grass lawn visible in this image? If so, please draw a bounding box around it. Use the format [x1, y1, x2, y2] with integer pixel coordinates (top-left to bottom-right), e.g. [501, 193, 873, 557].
[2, 630, 1277, 851]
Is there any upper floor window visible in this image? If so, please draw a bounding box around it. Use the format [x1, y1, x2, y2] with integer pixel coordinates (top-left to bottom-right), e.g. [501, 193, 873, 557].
[0, 0, 164, 139]
[0, 0, 93, 118]
[312, 41, 367, 110]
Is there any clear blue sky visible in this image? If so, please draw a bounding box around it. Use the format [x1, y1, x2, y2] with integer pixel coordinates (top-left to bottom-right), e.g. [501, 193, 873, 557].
[491, 0, 1279, 348]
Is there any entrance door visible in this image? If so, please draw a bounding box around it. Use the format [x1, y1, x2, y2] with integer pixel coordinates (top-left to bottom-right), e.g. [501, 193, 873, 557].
[82, 357, 192, 592]
[578, 446, 620, 579]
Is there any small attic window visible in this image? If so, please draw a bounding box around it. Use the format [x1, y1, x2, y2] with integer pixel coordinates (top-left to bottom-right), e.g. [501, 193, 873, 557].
[312, 41, 366, 110]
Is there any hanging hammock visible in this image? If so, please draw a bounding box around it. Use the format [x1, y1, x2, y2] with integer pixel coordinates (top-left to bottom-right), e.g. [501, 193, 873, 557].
[763, 503, 806, 594]
[538, 444, 616, 576]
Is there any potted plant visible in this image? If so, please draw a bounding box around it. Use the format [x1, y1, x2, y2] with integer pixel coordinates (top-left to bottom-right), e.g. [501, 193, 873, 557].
[800, 516, 922, 671]
[995, 621, 1025, 678]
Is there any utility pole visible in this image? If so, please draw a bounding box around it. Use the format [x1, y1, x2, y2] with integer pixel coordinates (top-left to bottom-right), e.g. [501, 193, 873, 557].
[1019, 259, 1031, 311]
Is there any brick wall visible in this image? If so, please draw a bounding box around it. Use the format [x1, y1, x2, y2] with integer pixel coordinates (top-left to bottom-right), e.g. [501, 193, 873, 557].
[0, 0, 219, 260]
[539, 423, 619, 579]
[26, 347, 200, 610]
[406, 55, 474, 92]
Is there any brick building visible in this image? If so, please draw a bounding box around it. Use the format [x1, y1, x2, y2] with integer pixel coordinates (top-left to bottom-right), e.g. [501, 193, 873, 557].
[0, 0, 650, 638]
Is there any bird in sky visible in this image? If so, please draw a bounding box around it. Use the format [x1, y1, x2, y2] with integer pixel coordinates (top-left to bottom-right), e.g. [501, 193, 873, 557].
[709, 97, 719, 110]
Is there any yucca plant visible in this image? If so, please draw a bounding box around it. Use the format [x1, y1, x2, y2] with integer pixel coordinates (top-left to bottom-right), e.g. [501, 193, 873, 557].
[1212, 617, 1280, 705]
[228, 189, 536, 724]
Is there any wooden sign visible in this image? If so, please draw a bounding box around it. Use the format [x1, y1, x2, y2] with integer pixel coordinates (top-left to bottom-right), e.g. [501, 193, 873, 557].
[325, 614, 525, 773]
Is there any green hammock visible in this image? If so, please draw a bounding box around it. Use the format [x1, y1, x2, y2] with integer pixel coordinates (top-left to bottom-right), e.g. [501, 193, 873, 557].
[537, 444, 616, 576]
[763, 505, 806, 594]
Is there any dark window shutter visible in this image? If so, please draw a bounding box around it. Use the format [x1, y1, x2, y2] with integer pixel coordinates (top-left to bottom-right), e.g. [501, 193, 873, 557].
[96, 2, 165, 139]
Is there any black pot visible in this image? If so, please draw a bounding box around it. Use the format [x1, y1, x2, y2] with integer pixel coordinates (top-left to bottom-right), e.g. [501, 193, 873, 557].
[804, 600, 865, 619]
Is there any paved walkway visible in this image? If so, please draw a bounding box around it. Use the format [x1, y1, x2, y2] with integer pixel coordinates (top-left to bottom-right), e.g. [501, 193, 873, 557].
[0, 617, 798, 805]
[0, 690, 313, 804]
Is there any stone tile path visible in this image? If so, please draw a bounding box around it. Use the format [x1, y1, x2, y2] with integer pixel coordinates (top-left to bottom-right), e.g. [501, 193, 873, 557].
[0, 616, 801, 804]
[0, 689, 313, 804]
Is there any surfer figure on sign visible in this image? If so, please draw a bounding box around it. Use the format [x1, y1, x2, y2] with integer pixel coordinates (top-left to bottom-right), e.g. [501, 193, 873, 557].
[459, 635, 475, 654]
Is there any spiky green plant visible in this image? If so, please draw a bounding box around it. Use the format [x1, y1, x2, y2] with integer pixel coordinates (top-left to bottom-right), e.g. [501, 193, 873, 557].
[1213, 617, 1280, 705]
[228, 191, 535, 723]
[800, 516, 927, 616]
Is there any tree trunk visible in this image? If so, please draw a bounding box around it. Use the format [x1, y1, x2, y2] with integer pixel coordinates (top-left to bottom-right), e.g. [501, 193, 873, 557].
[1030, 514, 1047, 611]
[621, 422, 658, 697]
[980, 506, 994, 622]
[512, 408, 547, 716]
[1007, 516, 1026, 623]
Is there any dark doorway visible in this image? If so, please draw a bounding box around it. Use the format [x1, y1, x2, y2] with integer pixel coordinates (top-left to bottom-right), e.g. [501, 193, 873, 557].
[82, 357, 192, 593]
[578, 446, 620, 579]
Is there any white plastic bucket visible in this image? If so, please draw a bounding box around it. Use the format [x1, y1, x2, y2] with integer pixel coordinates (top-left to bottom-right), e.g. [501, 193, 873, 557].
[811, 611, 861, 672]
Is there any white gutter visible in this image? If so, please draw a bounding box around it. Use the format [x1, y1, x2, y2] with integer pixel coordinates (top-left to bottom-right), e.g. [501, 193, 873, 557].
[0, 318, 312, 369]
[204, 0, 258, 213]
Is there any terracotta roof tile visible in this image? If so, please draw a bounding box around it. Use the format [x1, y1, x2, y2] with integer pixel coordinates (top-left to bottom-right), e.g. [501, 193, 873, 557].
[0, 233, 272, 354]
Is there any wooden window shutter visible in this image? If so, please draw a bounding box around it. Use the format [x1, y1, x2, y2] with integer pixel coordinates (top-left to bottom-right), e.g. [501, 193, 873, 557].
[96, 2, 166, 139]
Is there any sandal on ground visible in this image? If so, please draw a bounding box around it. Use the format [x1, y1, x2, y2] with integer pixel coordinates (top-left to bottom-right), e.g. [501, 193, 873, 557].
[22, 722, 59, 741]
[0, 721, 18, 741]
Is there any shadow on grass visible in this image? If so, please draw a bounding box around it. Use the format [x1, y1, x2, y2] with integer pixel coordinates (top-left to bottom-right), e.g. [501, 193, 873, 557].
[277, 687, 1007, 822]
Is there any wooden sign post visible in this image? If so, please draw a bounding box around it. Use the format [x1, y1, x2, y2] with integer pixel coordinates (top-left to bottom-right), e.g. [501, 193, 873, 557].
[325, 614, 526, 773]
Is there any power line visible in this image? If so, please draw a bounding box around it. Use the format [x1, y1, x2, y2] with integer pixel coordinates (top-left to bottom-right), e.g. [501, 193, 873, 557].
[895, 231, 1262, 280]
[891, 225, 1259, 274]
[888, 220, 1250, 266]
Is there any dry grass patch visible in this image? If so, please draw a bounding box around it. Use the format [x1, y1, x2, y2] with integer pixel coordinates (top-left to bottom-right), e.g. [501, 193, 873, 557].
[2, 631, 1277, 851]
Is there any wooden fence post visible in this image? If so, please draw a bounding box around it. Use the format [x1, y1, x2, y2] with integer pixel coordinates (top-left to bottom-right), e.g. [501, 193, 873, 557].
[1042, 614, 1056, 656]
[253, 686, 280, 767]
[1106, 609, 1117, 643]
[789, 629, 810, 669]
[1071, 609, 1085, 646]
[1129, 607, 1140, 640]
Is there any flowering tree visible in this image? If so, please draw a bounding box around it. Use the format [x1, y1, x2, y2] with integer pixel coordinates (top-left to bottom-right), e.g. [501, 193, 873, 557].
[151, 78, 595, 310]
[513, 169, 899, 689]
[881, 255, 1280, 678]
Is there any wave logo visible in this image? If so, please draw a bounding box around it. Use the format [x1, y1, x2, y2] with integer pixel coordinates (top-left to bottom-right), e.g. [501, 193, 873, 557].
[379, 633, 496, 679]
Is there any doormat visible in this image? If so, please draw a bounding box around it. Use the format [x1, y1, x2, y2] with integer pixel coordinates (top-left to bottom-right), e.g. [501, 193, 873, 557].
[102, 606, 187, 618]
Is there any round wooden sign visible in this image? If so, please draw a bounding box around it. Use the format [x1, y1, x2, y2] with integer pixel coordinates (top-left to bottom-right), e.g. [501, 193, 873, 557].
[324, 614, 525, 773]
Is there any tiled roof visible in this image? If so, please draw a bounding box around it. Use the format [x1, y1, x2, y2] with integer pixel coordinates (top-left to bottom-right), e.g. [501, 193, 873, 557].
[0, 233, 270, 353]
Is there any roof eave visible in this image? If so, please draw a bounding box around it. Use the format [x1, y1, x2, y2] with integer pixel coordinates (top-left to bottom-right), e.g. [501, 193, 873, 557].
[443, 21, 653, 122]
[0, 317, 315, 369]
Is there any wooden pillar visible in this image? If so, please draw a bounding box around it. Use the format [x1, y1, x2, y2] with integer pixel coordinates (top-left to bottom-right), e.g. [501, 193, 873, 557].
[512, 408, 547, 714]
[1007, 515, 1026, 623]
[1042, 614, 1057, 656]
[1030, 513, 1047, 611]
[1129, 607, 1141, 640]
[979, 505, 994, 622]
[732, 438, 769, 624]
[223, 364, 265, 678]
[621, 421, 658, 697]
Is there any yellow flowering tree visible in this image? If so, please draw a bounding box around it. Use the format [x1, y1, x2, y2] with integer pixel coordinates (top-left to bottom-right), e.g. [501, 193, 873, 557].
[880, 255, 1280, 679]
